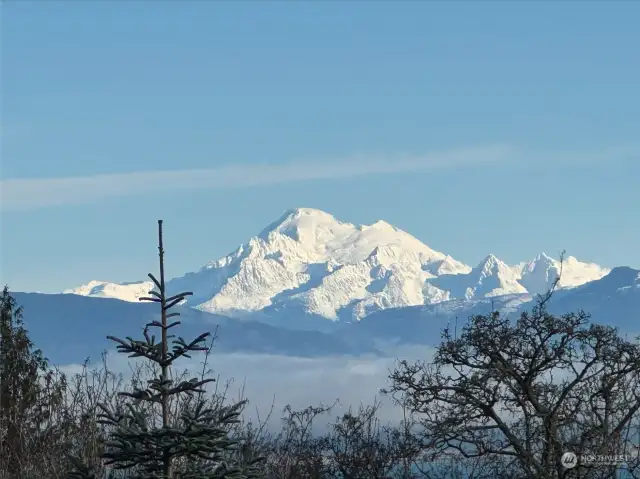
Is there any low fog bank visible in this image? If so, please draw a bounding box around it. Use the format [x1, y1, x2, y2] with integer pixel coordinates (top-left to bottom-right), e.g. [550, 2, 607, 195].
[58, 344, 436, 432]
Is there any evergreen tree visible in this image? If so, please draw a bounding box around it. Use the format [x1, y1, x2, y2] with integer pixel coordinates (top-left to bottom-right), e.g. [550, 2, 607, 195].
[0, 285, 66, 477]
[69, 221, 263, 478]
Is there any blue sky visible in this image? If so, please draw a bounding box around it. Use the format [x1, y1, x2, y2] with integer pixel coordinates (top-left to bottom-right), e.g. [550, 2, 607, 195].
[1, 1, 638, 293]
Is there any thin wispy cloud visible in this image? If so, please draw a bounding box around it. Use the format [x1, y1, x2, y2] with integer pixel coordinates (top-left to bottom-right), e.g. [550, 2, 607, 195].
[0, 145, 510, 211]
[2, 143, 637, 211]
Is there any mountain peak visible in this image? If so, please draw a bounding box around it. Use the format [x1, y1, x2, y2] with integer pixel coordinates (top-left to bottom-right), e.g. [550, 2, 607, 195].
[64, 279, 154, 302]
[285, 207, 334, 219]
[517, 252, 610, 295]
[259, 208, 343, 240]
[478, 254, 503, 269]
[62, 209, 614, 322]
[370, 219, 393, 227]
[602, 266, 640, 284]
[444, 253, 526, 300]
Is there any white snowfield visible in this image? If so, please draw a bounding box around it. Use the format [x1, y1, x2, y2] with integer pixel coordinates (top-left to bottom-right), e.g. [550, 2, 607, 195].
[68, 280, 156, 303]
[64, 208, 610, 321]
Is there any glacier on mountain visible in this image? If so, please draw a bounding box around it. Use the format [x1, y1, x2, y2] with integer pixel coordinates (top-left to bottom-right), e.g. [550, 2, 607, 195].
[63, 208, 611, 321]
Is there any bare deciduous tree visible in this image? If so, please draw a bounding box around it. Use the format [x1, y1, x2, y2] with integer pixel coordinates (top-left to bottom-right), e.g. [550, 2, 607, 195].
[386, 289, 640, 479]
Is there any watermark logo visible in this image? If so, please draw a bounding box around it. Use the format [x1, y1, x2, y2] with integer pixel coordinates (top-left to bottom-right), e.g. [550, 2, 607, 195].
[561, 452, 577, 469]
[561, 451, 632, 469]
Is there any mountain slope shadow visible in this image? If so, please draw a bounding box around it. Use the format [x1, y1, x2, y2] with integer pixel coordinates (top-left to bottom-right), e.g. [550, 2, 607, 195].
[14, 292, 381, 364]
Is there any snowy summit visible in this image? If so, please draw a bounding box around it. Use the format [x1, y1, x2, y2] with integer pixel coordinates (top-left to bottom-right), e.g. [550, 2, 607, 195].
[64, 208, 610, 321]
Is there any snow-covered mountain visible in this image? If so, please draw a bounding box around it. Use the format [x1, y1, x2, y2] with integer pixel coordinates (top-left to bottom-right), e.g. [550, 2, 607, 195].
[68, 280, 155, 302]
[20, 265, 639, 362]
[352, 265, 640, 345]
[515, 252, 608, 295]
[430, 254, 527, 301]
[64, 208, 611, 321]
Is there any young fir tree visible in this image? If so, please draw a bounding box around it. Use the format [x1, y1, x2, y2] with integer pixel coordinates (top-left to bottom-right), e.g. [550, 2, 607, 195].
[69, 221, 263, 479]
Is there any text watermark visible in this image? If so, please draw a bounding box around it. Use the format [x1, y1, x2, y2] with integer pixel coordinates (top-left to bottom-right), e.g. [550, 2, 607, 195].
[561, 452, 634, 469]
